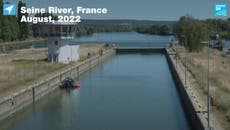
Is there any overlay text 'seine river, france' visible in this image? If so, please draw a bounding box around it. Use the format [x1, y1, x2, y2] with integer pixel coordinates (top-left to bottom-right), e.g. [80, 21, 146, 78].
[0, 32, 190, 130]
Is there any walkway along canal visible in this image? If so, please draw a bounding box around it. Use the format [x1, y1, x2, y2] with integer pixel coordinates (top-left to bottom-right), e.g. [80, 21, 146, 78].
[0, 48, 191, 130]
[166, 47, 223, 130]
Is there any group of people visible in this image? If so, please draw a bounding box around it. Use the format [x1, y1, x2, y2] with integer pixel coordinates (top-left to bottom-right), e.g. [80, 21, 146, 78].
[87, 49, 104, 59]
[86, 43, 118, 59]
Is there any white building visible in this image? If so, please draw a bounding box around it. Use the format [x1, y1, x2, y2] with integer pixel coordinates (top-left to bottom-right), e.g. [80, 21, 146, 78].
[38, 22, 79, 63]
[48, 41, 79, 63]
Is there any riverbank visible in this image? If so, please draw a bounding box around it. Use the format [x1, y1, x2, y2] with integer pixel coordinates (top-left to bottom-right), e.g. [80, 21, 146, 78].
[169, 45, 229, 130]
[0, 44, 105, 96]
[0, 45, 115, 121]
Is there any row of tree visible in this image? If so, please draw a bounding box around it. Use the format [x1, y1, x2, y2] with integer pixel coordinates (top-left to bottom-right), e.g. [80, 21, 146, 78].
[0, 0, 30, 42]
[173, 15, 230, 52]
[76, 21, 173, 37]
[173, 16, 209, 52]
[75, 24, 133, 37]
[205, 18, 230, 39]
[135, 25, 171, 35]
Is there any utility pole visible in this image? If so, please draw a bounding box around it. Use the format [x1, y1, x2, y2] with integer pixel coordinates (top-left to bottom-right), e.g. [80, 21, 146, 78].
[184, 36, 187, 85]
[32, 43, 38, 84]
[174, 37, 178, 69]
[207, 40, 210, 130]
[181, 35, 187, 85]
[70, 44, 73, 76]
[35, 55, 38, 84]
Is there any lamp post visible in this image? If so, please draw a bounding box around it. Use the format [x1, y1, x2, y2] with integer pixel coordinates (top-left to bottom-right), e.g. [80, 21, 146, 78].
[31, 43, 38, 84]
[207, 34, 216, 130]
[174, 35, 178, 69]
[207, 39, 211, 130]
[181, 35, 187, 85]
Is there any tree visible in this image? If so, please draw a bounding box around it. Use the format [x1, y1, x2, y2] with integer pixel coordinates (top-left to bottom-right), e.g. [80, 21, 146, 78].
[17, 1, 29, 40]
[1, 18, 11, 41]
[173, 15, 209, 52]
[0, 0, 20, 42]
[205, 18, 230, 40]
[159, 25, 170, 35]
[8, 16, 19, 41]
[148, 25, 159, 34]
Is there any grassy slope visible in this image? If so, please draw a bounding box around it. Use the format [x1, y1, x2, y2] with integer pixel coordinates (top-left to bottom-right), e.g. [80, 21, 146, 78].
[174, 45, 230, 129]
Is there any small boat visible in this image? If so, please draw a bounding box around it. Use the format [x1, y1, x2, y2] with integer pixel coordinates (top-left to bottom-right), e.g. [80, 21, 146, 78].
[75, 82, 80, 88]
[59, 77, 75, 88]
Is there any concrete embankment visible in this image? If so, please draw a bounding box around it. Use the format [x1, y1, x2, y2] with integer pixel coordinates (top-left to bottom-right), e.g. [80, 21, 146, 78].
[165, 48, 223, 130]
[165, 48, 205, 130]
[0, 48, 115, 121]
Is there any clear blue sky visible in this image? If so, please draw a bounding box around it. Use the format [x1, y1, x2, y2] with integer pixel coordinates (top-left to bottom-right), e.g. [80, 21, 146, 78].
[6, 0, 230, 20]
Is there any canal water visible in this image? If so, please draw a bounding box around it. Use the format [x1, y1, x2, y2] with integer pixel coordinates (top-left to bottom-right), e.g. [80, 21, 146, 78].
[0, 54, 190, 130]
[0, 32, 190, 130]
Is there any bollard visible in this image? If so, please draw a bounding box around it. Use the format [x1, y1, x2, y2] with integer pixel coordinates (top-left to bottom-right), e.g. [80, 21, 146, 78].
[211, 96, 215, 106]
[11, 96, 14, 106]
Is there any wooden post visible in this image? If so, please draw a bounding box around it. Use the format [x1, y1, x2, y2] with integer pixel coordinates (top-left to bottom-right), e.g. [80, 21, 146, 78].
[32, 87, 35, 111]
[11, 96, 14, 106]
[32, 87, 35, 103]
[47, 78, 50, 91]
[60, 73, 62, 82]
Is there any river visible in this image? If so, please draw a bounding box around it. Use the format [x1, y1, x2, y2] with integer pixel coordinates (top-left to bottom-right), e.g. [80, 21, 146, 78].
[74, 32, 176, 48]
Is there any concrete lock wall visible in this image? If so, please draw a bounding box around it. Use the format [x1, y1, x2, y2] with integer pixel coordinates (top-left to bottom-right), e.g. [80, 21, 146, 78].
[0, 48, 115, 121]
[165, 49, 205, 130]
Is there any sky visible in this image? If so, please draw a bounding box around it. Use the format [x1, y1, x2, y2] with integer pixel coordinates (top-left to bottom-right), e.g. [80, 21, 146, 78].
[6, 0, 230, 21]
